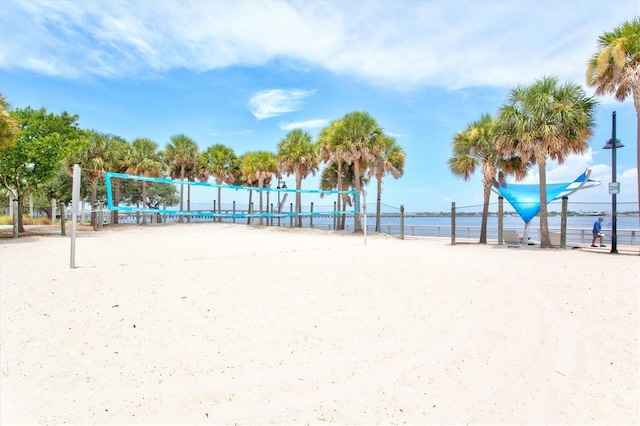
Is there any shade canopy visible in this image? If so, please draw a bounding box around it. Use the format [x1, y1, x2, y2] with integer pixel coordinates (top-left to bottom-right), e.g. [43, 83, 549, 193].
[493, 169, 600, 223]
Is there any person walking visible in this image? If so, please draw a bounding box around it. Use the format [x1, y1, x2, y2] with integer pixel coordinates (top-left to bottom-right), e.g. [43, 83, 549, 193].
[591, 217, 605, 247]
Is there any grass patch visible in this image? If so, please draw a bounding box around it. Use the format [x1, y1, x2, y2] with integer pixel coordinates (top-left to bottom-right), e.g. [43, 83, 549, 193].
[0, 215, 51, 225]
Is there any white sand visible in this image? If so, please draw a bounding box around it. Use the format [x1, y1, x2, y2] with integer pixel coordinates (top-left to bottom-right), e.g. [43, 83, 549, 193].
[1, 223, 638, 425]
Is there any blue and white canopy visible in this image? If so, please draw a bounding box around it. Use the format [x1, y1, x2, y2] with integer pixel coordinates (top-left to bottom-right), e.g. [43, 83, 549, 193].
[492, 169, 601, 223]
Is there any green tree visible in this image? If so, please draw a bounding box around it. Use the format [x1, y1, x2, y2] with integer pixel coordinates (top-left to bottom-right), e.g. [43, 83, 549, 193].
[164, 134, 199, 221]
[0, 107, 83, 232]
[41, 165, 74, 206]
[318, 119, 348, 229]
[65, 131, 125, 228]
[586, 17, 640, 219]
[448, 114, 528, 244]
[335, 111, 382, 233]
[369, 134, 405, 233]
[240, 150, 278, 225]
[146, 181, 179, 223]
[0, 93, 19, 150]
[496, 77, 597, 248]
[199, 143, 239, 221]
[122, 138, 164, 224]
[319, 160, 363, 230]
[103, 135, 130, 224]
[277, 129, 320, 227]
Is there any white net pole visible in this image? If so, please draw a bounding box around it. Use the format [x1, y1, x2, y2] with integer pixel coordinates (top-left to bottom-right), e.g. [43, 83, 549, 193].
[70, 164, 80, 269]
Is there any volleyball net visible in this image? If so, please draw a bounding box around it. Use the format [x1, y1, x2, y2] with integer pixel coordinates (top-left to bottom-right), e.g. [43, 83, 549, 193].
[104, 172, 359, 220]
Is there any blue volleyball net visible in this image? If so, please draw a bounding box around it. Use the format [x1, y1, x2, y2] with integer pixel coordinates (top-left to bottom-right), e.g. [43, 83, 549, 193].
[104, 172, 358, 221]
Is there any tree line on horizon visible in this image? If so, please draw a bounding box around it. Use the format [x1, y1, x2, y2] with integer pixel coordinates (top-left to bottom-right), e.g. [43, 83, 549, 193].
[0, 103, 406, 235]
[448, 17, 639, 248]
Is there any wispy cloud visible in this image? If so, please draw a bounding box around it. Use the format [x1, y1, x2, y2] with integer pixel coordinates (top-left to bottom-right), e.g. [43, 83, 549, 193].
[279, 119, 328, 131]
[2, 1, 636, 90]
[248, 89, 315, 120]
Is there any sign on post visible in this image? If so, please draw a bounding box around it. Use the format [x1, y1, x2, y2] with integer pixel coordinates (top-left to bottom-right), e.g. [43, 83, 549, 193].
[609, 182, 620, 194]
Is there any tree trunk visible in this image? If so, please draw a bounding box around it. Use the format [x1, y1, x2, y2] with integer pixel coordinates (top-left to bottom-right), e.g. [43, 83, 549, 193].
[479, 182, 491, 244]
[247, 190, 252, 225]
[295, 173, 302, 227]
[91, 181, 98, 228]
[538, 161, 551, 248]
[17, 195, 25, 232]
[112, 181, 121, 224]
[353, 162, 362, 233]
[179, 168, 185, 223]
[141, 181, 148, 225]
[187, 184, 191, 223]
[375, 175, 382, 232]
[258, 178, 264, 226]
[217, 186, 222, 222]
[336, 162, 343, 230]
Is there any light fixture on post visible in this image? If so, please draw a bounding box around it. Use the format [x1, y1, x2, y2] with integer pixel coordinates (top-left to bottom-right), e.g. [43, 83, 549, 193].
[276, 179, 286, 226]
[602, 111, 624, 254]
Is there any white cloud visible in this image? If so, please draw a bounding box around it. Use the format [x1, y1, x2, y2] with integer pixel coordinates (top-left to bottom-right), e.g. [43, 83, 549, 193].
[504, 146, 638, 207]
[515, 149, 596, 185]
[248, 89, 315, 120]
[2, 1, 636, 90]
[279, 119, 328, 131]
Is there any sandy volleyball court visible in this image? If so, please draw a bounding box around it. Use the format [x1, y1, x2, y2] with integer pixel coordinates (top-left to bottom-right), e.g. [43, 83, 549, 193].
[1, 223, 638, 425]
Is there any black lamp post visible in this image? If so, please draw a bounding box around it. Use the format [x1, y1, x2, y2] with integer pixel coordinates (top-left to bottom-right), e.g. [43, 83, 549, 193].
[277, 179, 286, 226]
[602, 111, 624, 254]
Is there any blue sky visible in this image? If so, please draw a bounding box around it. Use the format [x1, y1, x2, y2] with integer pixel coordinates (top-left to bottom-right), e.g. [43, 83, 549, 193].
[1, 0, 638, 213]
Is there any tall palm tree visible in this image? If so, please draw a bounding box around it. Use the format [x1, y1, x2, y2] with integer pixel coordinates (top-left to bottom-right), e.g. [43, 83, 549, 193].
[123, 138, 163, 224]
[68, 130, 113, 228]
[320, 161, 363, 230]
[335, 111, 382, 233]
[448, 114, 528, 244]
[240, 150, 278, 225]
[277, 129, 320, 227]
[164, 134, 198, 222]
[318, 119, 348, 229]
[369, 134, 405, 232]
[586, 17, 640, 219]
[199, 144, 239, 221]
[104, 135, 129, 224]
[496, 76, 597, 248]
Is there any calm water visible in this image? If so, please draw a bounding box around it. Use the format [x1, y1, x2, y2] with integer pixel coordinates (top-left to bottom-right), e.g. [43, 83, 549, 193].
[293, 214, 640, 245]
[114, 211, 640, 246]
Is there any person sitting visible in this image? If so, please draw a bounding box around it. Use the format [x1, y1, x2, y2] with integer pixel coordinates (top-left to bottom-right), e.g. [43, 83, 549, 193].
[591, 217, 605, 247]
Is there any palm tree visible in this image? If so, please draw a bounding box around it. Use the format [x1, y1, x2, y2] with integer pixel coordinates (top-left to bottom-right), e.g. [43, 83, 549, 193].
[277, 129, 320, 227]
[496, 76, 597, 248]
[369, 134, 405, 232]
[123, 138, 163, 224]
[65, 130, 112, 228]
[448, 114, 528, 244]
[240, 151, 278, 225]
[318, 119, 348, 229]
[104, 135, 129, 224]
[586, 17, 640, 219]
[335, 111, 382, 233]
[199, 144, 239, 221]
[320, 161, 363, 230]
[164, 134, 198, 222]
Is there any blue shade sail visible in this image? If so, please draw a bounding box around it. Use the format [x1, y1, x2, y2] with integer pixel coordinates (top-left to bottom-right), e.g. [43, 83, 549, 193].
[493, 169, 600, 223]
